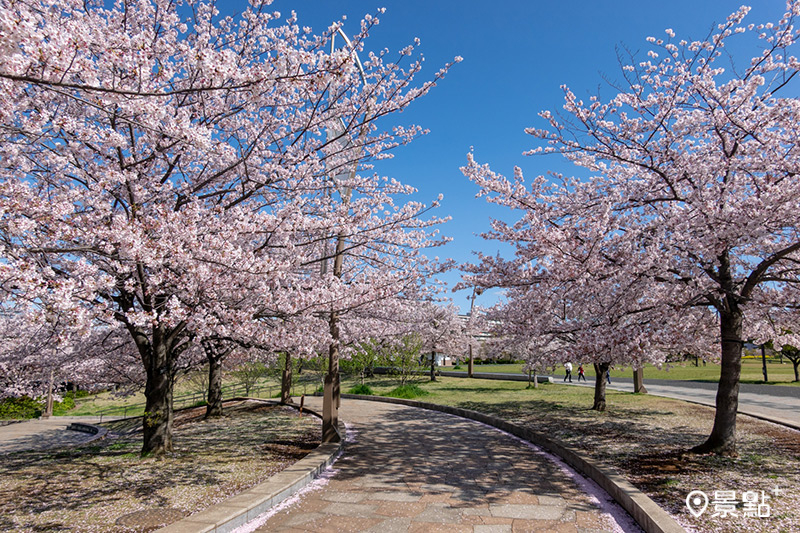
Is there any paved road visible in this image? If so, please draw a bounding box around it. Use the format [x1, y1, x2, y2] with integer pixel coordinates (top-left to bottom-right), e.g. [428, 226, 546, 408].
[243, 397, 636, 533]
[447, 371, 800, 430]
[565, 377, 800, 430]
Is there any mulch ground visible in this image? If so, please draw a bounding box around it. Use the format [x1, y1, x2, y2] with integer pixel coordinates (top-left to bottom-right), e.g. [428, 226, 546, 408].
[0, 400, 321, 532]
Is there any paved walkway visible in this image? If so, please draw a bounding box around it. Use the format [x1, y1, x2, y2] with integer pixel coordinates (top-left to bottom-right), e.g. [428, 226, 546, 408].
[0, 416, 113, 454]
[244, 397, 630, 533]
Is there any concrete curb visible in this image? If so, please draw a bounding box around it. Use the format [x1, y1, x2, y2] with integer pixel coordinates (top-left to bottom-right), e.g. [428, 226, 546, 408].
[155, 399, 345, 533]
[340, 394, 685, 533]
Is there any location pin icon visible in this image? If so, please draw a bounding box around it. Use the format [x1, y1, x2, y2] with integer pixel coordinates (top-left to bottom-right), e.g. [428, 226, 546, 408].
[686, 490, 709, 518]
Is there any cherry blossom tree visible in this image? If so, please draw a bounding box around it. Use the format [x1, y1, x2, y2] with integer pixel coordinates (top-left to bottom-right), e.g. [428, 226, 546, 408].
[0, 0, 457, 454]
[463, 2, 800, 454]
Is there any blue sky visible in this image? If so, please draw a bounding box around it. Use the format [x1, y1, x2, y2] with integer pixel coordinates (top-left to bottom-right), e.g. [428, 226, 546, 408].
[269, 0, 787, 312]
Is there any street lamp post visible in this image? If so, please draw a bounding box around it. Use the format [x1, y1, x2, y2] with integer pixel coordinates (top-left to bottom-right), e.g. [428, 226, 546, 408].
[321, 28, 367, 444]
[467, 286, 482, 378]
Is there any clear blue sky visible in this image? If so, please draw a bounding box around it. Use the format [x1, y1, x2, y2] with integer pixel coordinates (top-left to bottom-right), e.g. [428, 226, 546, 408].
[269, 1, 786, 312]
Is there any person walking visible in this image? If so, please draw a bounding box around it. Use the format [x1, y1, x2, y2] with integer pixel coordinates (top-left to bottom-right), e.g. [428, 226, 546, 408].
[564, 362, 573, 382]
[605, 369, 612, 384]
[577, 364, 586, 382]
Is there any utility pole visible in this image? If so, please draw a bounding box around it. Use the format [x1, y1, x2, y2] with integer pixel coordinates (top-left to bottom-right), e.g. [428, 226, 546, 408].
[42, 369, 54, 418]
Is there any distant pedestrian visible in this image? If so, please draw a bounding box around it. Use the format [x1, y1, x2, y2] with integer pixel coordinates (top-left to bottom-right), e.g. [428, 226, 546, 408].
[564, 362, 573, 382]
[605, 369, 611, 384]
[577, 365, 586, 382]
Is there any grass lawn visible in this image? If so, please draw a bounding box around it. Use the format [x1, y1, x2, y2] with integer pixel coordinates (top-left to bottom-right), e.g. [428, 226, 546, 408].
[67, 373, 322, 418]
[447, 359, 800, 385]
[340, 375, 800, 533]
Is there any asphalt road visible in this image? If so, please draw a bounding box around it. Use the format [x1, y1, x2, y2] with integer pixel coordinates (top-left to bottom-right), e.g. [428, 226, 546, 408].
[565, 376, 800, 430]
[441, 370, 800, 430]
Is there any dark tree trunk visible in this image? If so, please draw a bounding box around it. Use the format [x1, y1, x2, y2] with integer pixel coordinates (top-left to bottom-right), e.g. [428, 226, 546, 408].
[206, 356, 223, 417]
[141, 331, 174, 456]
[592, 362, 609, 411]
[633, 368, 647, 394]
[281, 352, 293, 404]
[430, 351, 437, 382]
[202, 339, 234, 419]
[793, 359, 800, 382]
[691, 307, 743, 455]
[468, 344, 474, 378]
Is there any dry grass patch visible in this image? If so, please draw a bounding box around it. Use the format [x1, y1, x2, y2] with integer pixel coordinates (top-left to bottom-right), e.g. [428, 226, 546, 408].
[0, 400, 320, 532]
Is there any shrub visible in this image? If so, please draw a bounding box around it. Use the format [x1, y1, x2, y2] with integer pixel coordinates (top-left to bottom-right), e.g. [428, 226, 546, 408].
[0, 396, 42, 419]
[386, 384, 429, 399]
[453, 364, 462, 370]
[347, 384, 374, 395]
[52, 395, 76, 416]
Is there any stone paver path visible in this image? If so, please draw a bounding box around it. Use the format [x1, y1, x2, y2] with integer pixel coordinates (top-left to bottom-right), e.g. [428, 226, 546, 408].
[251, 398, 622, 533]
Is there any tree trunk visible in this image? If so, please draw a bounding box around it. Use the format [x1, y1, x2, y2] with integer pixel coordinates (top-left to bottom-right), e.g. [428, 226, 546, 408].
[633, 368, 647, 394]
[206, 355, 223, 418]
[430, 351, 437, 382]
[202, 339, 234, 419]
[468, 344, 474, 378]
[142, 334, 174, 456]
[592, 362, 609, 411]
[281, 352, 293, 404]
[691, 307, 743, 455]
[794, 360, 799, 382]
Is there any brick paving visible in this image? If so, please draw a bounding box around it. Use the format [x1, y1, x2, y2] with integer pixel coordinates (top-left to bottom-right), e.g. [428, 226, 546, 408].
[251, 398, 619, 533]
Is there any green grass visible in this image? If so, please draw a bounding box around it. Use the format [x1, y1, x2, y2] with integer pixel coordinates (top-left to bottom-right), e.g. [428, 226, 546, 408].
[347, 384, 374, 395]
[443, 359, 800, 385]
[66, 373, 332, 418]
[386, 384, 430, 399]
[62, 355, 796, 420]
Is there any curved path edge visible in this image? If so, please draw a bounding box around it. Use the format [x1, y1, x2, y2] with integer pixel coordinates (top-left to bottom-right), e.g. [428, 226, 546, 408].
[156, 399, 345, 533]
[341, 393, 685, 533]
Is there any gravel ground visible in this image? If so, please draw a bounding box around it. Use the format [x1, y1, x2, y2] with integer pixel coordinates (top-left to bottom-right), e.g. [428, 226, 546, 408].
[0, 400, 321, 532]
